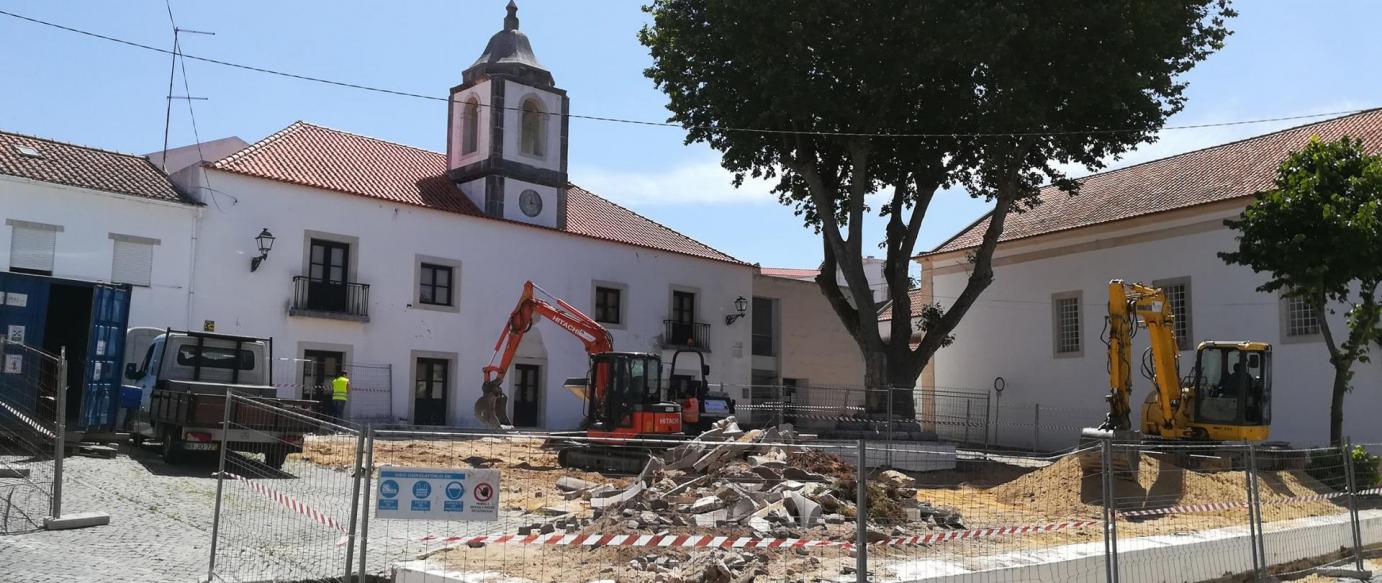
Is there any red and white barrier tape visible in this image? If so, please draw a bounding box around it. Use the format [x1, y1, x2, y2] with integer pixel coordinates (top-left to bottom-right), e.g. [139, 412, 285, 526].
[0, 399, 56, 439]
[225, 472, 345, 533]
[415, 520, 1096, 550]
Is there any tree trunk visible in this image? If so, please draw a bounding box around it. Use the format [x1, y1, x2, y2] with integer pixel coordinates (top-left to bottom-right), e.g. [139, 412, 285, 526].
[1329, 365, 1347, 446]
[862, 350, 889, 413]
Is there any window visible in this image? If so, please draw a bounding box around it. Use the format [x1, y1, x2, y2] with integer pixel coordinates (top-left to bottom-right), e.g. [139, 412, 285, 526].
[1285, 295, 1321, 337]
[111, 235, 157, 287]
[176, 346, 255, 370]
[1154, 278, 1192, 349]
[519, 98, 545, 157]
[7, 219, 60, 276]
[594, 286, 622, 325]
[419, 263, 453, 306]
[672, 290, 696, 324]
[751, 297, 775, 356]
[462, 98, 480, 155]
[1052, 292, 1082, 356]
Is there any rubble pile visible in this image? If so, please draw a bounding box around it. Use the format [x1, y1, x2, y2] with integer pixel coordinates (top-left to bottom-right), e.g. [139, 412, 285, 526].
[518, 419, 967, 582]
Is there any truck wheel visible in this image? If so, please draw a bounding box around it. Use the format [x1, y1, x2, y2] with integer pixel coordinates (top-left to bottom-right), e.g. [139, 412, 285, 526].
[161, 427, 184, 465]
[264, 447, 288, 470]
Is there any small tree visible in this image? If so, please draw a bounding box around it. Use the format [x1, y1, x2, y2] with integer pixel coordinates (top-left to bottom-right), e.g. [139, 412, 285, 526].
[640, 0, 1233, 415]
[1220, 136, 1382, 445]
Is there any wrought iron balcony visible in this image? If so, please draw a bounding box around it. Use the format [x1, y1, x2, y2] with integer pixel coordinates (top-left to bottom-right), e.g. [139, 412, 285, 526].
[289, 276, 370, 322]
[662, 319, 710, 350]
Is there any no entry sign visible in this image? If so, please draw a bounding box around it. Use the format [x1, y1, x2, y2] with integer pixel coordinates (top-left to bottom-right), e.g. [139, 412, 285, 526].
[375, 466, 499, 521]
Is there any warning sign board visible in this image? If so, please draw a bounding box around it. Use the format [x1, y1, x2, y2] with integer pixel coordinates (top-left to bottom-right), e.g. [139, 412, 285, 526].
[375, 466, 499, 521]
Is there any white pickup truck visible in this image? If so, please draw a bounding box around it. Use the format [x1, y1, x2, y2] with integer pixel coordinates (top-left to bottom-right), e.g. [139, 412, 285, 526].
[124, 329, 317, 468]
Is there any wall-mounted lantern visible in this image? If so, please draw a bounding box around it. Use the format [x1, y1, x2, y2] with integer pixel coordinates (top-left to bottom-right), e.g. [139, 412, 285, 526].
[250, 228, 275, 272]
[724, 295, 749, 325]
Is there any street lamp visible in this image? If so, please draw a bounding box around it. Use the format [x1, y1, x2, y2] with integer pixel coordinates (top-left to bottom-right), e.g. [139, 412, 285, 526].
[724, 295, 749, 325]
[250, 228, 275, 272]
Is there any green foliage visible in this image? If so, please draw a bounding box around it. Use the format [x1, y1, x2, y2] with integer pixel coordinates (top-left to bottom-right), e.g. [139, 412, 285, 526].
[639, 0, 1234, 390]
[1220, 137, 1382, 304]
[1305, 446, 1381, 489]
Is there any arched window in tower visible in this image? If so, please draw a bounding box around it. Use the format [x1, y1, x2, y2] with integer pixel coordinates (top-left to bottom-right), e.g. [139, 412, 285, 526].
[462, 98, 480, 155]
[519, 98, 545, 157]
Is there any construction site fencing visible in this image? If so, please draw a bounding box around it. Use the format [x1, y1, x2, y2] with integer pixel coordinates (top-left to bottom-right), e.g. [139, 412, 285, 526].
[204, 396, 1382, 583]
[0, 339, 63, 534]
[207, 393, 365, 583]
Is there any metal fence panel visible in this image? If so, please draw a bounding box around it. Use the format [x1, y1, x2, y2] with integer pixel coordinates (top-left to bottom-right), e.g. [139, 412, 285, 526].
[0, 340, 61, 534]
[208, 394, 364, 582]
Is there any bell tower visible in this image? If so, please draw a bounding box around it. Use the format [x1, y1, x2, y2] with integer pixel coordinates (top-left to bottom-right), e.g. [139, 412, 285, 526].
[447, 1, 569, 229]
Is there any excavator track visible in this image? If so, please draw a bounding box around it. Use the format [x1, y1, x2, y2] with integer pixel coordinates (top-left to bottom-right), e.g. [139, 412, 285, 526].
[556, 444, 659, 474]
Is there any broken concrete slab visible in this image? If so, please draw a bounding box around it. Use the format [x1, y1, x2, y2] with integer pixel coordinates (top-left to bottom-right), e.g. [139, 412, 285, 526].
[785, 492, 822, 528]
[556, 476, 598, 492]
[591, 482, 644, 508]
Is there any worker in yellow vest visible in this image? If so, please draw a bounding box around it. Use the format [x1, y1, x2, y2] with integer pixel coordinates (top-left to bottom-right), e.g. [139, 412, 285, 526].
[330, 371, 350, 421]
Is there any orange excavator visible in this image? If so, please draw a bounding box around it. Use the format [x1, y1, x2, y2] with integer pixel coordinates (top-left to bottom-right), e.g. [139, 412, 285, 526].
[474, 281, 733, 471]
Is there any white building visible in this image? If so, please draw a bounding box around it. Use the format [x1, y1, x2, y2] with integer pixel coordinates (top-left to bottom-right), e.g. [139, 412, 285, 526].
[918, 110, 1382, 449]
[157, 4, 754, 429]
[4, 4, 755, 431]
[0, 131, 199, 331]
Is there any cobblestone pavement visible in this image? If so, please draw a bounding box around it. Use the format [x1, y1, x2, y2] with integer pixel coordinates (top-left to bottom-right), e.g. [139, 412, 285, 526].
[1, 441, 524, 582]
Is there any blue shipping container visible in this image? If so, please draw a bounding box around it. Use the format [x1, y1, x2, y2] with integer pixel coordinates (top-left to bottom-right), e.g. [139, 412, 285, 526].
[0, 271, 131, 433]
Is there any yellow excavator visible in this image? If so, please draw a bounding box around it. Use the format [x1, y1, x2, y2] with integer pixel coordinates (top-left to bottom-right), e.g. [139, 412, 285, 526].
[1081, 280, 1277, 473]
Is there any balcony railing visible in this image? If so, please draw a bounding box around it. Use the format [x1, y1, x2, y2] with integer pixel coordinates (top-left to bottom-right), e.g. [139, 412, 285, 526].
[662, 319, 710, 350]
[289, 276, 370, 322]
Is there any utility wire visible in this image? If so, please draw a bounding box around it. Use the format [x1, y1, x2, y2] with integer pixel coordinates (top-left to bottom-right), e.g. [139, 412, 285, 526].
[0, 8, 1373, 139]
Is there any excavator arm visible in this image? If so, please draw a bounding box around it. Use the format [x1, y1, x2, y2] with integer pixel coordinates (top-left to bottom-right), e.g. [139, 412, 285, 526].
[474, 281, 614, 429]
[1100, 280, 1182, 433]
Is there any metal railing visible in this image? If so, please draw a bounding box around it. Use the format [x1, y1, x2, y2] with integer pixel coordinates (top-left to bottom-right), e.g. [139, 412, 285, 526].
[289, 276, 370, 320]
[661, 319, 710, 349]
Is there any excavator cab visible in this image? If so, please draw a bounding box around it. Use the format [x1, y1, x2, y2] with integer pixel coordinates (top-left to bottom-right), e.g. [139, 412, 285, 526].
[1187, 342, 1271, 437]
[581, 352, 682, 438]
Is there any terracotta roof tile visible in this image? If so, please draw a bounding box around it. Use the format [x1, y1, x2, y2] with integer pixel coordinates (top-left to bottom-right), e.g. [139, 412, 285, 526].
[211, 122, 742, 264]
[925, 109, 1382, 256]
[759, 267, 821, 279]
[877, 288, 928, 321]
[0, 131, 189, 204]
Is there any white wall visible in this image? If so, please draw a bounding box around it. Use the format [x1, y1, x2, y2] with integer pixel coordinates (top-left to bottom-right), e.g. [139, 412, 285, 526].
[187, 170, 753, 430]
[928, 213, 1382, 449]
[0, 175, 198, 330]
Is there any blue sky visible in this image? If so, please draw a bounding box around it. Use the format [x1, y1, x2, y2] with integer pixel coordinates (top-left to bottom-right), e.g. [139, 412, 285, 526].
[3, 1, 1380, 269]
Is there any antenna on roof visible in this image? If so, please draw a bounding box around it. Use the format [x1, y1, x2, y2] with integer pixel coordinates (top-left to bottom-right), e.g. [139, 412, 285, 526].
[160, 24, 214, 171]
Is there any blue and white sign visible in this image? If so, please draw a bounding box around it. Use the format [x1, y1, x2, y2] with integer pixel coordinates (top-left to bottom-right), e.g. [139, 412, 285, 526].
[375, 466, 499, 521]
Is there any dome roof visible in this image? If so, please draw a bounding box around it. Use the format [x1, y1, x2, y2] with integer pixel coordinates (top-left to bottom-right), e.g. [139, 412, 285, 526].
[463, 1, 554, 88]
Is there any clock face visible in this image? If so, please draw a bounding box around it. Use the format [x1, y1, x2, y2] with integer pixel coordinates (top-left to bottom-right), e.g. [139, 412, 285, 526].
[519, 189, 543, 217]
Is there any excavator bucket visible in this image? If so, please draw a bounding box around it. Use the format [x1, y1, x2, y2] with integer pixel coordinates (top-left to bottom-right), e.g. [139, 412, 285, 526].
[474, 379, 513, 430]
[1077, 427, 1140, 479]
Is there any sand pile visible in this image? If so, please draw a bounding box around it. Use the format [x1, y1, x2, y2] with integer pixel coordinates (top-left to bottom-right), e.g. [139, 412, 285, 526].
[993, 453, 1342, 521]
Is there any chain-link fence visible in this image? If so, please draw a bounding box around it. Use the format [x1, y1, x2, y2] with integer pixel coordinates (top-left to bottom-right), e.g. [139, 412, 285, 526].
[204, 396, 1382, 583]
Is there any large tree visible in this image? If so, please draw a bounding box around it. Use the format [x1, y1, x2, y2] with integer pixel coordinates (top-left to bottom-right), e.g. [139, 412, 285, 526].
[640, 1, 1233, 415]
[1220, 137, 1382, 446]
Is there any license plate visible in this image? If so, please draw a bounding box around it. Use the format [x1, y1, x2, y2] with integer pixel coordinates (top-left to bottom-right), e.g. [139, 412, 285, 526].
[183, 443, 217, 451]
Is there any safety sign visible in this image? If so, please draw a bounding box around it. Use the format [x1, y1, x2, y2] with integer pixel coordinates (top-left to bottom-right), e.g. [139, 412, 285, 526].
[375, 466, 499, 521]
